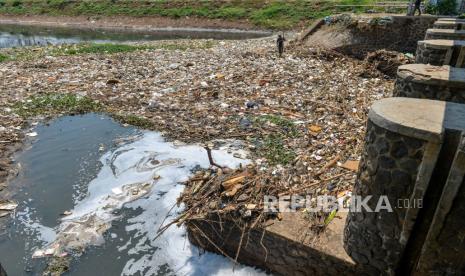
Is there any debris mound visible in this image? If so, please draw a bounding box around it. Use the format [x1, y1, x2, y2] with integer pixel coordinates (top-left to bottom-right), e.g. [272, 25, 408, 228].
[363, 50, 414, 78]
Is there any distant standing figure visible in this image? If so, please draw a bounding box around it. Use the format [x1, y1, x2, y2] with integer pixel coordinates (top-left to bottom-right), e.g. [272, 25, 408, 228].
[277, 34, 286, 57]
[413, 0, 422, 16]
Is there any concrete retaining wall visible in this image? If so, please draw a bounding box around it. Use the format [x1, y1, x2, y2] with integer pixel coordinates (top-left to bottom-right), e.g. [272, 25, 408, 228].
[415, 40, 465, 67]
[187, 212, 359, 276]
[425, 29, 465, 40]
[306, 15, 438, 58]
[344, 109, 427, 274]
[433, 21, 465, 29]
[344, 97, 465, 274]
[393, 64, 465, 103]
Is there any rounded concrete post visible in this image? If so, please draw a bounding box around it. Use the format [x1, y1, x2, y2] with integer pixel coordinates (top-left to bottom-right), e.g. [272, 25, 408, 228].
[416, 40, 465, 67]
[436, 18, 465, 23]
[433, 21, 464, 30]
[393, 64, 465, 103]
[425, 29, 465, 40]
[344, 98, 465, 274]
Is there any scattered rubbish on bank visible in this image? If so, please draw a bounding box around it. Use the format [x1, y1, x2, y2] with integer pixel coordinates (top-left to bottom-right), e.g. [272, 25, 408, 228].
[0, 200, 17, 211]
[362, 49, 414, 78]
[0, 36, 395, 274]
[340, 160, 360, 172]
[0, 200, 17, 218]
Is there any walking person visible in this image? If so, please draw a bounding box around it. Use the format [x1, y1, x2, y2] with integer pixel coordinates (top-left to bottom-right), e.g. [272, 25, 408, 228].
[277, 34, 286, 57]
[413, 0, 422, 16]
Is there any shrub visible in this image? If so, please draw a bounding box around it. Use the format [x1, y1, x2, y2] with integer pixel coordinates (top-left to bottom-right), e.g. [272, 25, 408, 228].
[437, 0, 457, 15]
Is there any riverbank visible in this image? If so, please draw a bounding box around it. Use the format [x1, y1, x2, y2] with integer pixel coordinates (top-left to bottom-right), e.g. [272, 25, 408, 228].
[0, 35, 395, 273]
[0, 0, 407, 30]
[0, 14, 263, 32]
[0, 35, 392, 213]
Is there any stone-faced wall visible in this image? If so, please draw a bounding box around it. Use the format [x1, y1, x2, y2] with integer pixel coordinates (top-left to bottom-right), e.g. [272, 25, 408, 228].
[344, 98, 465, 275]
[344, 119, 427, 274]
[415, 40, 465, 67]
[415, 162, 465, 275]
[393, 64, 465, 103]
[425, 29, 465, 40]
[433, 21, 464, 29]
[328, 16, 438, 58]
[415, 40, 450, 65]
[187, 213, 360, 276]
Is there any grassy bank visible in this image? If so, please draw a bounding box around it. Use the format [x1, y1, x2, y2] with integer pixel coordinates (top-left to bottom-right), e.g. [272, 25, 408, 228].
[0, 0, 407, 29]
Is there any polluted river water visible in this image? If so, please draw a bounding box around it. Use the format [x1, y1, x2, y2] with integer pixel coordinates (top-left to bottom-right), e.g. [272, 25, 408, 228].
[0, 113, 265, 275]
[0, 23, 272, 48]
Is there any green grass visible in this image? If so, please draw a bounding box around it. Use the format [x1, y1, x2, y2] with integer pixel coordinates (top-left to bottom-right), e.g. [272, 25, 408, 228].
[13, 94, 156, 130]
[0, 41, 215, 62]
[0, 0, 407, 29]
[55, 43, 151, 55]
[251, 114, 298, 165]
[262, 134, 296, 165]
[0, 53, 8, 62]
[253, 114, 298, 137]
[14, 93, 102, 118]
[112, 114, 155, 129]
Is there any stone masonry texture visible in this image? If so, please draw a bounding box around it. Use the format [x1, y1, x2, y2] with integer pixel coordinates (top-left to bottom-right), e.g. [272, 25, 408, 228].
[334, 16, 437, 58]
[425, 30, 465, 40]
[344, 120, 426, 274]
[187, 217, 361, 276]
[415, 42, 451, 66]
[417, 177, 465, 275]
[393, 70, 465, 103]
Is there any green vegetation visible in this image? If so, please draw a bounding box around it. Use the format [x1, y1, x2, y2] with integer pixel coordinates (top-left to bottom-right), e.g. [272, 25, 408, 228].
[50, 42, 212, 56]
[0, 0, 408, 29]
[252, 115, 298, 165]
[254, 114, 298, 137]
[426, 0, 458, 15]
[0, 41, 215, 62]
[0, 53, 8, 62]
[58, 43, 151, 55]
[262, 134, 296, 165]
[112, 114, 155, 129]
[14, 93, 102, 117]
[436, 0, 458, 15]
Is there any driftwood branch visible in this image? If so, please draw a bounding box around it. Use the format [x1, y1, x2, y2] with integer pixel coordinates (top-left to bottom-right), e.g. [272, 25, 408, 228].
[204, 146, 224, 168]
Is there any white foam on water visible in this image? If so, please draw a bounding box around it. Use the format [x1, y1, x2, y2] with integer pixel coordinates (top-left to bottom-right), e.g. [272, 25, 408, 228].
[17, 207, 57, 244]
[24, 130, 265, 275]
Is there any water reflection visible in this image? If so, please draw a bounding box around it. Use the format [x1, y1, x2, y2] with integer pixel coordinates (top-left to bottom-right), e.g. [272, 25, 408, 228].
[0, 23, 271, 48]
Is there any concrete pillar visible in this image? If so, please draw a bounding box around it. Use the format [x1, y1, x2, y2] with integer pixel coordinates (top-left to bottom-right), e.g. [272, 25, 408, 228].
[433, 21, 465, 30]
[393, 64, 465, 103]
[436, 18, 465, 23]
[425, 29, 465, 40]
[344, 97, 465, 275]
[416, 40, 465, 67]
